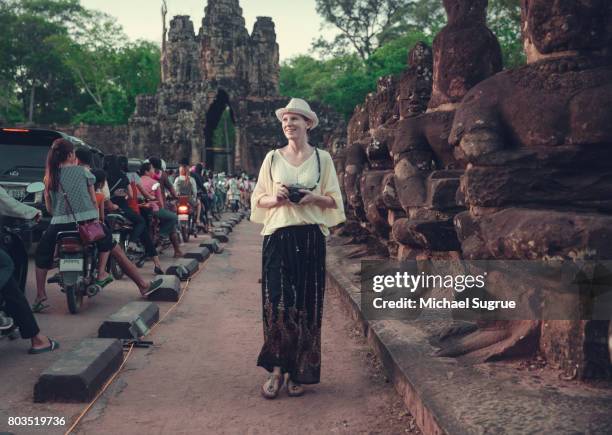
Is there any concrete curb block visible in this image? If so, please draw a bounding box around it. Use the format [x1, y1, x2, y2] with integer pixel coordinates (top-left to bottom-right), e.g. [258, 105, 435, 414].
[200, 240, 223, 254]
[166, 258, 199, 281]
[183, 246, 211, 262]
[211, 231, 229, 243]
[34, 339, 123, 403]
[147, 275, 182, 301]
[98, 302, 160, 339]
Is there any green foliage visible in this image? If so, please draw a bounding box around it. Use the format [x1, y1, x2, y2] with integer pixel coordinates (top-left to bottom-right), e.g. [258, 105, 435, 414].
[290, 0, 524, 119]
[282, 31, 429, 118]
[0, 0, 160, 126]
[488, 0, 525, 68]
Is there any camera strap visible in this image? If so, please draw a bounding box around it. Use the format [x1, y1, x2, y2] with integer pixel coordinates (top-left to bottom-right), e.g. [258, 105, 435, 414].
[269, 147, 321, 187]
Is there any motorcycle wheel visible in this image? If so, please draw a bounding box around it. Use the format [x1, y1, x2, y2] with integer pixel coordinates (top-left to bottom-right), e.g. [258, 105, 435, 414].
[66, 284, 83, 314]
[110, 257, 124, 280]
[181, 224, 190, 243]
[608, 321, 612, 365]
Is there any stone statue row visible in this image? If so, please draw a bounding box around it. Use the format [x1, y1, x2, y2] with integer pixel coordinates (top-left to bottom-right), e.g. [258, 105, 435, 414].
[330, 0, 612, 379]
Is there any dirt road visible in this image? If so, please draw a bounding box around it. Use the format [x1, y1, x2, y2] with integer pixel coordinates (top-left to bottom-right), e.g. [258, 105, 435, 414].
[2, 220, 418, 435]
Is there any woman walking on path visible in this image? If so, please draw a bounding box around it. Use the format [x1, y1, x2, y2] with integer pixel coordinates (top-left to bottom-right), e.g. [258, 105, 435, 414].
[251, 98, 346, 399]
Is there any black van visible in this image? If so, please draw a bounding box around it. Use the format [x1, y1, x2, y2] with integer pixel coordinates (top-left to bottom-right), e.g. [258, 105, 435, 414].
[0, 127, 105, 243]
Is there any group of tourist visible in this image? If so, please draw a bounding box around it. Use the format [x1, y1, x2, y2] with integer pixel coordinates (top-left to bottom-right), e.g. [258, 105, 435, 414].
[0, 141, 256, 354]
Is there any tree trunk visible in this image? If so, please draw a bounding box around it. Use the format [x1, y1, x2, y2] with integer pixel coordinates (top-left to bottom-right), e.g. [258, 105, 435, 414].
[28, 83, 36, 124]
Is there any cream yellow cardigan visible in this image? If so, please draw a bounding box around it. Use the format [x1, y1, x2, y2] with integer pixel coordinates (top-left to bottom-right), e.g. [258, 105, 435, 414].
[250, 148, 346, 236]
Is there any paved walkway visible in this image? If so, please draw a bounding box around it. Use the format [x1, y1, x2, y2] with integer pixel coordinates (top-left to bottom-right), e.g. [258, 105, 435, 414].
[70, 221, 416, 434]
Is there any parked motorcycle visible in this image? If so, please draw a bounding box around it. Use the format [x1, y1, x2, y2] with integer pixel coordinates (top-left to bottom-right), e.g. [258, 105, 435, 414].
[55, 231, 101, 314]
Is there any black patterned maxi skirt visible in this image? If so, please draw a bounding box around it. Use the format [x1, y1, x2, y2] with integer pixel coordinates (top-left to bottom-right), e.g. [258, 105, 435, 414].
[257, 224, 326, 384]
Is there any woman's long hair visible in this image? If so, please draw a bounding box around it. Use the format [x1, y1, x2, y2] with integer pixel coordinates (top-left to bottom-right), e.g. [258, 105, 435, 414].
[46, 138, 74, 192]
[103, 155, 123, 190]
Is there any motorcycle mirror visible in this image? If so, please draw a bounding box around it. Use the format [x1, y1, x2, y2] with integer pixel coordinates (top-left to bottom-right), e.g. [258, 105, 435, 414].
[26, 182, 45, 194]
[152, 182, 160, 191]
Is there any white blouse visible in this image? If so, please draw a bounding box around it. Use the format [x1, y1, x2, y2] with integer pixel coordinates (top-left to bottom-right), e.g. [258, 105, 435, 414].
[250, 148, 346, 236]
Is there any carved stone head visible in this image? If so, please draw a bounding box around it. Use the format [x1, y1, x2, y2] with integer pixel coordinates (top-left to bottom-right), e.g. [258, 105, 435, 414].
[443, 0, 487, 25]
[408, 41, 433, 68]
[429, 0, 502, 108]
[521, 0, 612, 55]
[399, 42, 433, 119]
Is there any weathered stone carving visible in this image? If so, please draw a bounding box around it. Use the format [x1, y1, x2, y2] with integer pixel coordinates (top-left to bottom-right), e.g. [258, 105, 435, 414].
[437, 0, 612, 379]
[391, 0, 502, 258]
[129, 0, 342, 174]
[340, 42, 435, 249]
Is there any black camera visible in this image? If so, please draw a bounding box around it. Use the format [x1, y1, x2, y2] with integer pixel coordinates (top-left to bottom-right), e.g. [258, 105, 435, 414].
[286, 185, 312, 203]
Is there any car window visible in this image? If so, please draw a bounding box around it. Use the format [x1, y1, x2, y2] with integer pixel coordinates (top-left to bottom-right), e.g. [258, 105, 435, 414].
[0, 129, 61, 182]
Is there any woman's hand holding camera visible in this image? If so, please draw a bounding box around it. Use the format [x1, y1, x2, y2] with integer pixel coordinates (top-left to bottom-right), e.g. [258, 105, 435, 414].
[297, 189, 317, 205]
[275, 184, 289, 205]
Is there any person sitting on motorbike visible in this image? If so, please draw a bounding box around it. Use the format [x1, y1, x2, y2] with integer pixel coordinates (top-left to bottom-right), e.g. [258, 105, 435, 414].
[56, 154, 162, 298]
[148, 157, 178, 201]
[33, 139, 115, 311]
[0, 186, 60, 353]
[174, 160, 200, 224]
[92, 169, 164, 275]
[140, 162, 183, 257]
[104, 155, 146, 253]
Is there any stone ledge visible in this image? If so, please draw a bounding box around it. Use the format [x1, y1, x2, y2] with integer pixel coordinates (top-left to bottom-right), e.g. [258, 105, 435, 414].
[326, 242, 612, 435]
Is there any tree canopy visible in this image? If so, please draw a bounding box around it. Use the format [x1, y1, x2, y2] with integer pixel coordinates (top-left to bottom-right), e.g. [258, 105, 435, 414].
[0, 0, 160, 125]
[1, 0, 523, 126]
[284, 0, 524, 118]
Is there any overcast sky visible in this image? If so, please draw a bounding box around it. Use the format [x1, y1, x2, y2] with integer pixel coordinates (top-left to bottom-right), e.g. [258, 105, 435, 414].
[80, 0, 337, 61]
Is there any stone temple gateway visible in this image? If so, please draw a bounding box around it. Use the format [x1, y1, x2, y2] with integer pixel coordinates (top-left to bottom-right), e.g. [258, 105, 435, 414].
[128, 0, 342, 175]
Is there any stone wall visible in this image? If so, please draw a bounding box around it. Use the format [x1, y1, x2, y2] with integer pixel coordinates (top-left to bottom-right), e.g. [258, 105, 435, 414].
[33, 124, 129, 155]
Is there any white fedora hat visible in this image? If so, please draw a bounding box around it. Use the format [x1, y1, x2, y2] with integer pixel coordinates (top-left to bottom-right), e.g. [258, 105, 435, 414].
[275, 98, 319, 129]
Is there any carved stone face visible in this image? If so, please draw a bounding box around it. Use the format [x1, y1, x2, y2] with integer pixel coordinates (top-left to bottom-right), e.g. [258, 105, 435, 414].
[399, 42, 433, 119]
[408, 41, 433, 68]
[443, 0, 487, 24]
[521, 0, 612, 54]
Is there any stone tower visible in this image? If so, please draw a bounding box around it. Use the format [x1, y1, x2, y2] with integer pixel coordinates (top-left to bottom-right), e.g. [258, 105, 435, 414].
[129, 0, 341, 174]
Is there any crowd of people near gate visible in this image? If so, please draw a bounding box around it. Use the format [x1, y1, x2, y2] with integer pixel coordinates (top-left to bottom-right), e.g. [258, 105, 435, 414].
[0, 139, 255, 355]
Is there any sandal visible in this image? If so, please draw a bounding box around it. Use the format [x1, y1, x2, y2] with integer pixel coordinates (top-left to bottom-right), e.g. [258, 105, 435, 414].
[31, 298, 50, 313]
[154, 266, 164, 275]
[28, 338, 60, 355]
[141, 278, 164, 298]
[95, 275, 114, 288]
[287, 379, 305, 397]
[261, 373, 284, 399]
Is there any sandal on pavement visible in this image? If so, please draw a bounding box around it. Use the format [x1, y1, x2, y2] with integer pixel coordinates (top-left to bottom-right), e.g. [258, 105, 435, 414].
[28, 338, 60, 355]
[31, 298, 50, 313]
[261, 373, 284, 400]
[287, 379, 305, 397]
[154, 266, 164, 275]
[95, 275, 114, 288]
[141, 278, 164, 298]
